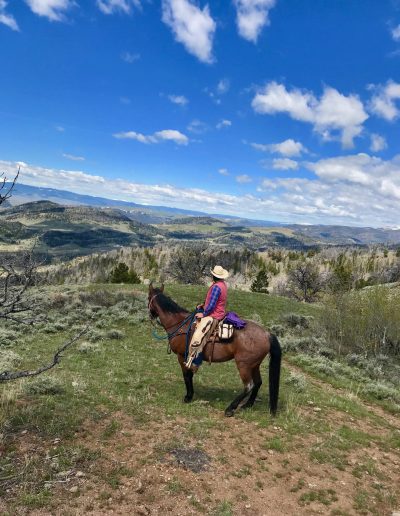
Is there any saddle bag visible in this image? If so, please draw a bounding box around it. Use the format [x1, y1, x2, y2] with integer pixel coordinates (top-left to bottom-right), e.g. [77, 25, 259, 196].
[218, 321, 234, 341]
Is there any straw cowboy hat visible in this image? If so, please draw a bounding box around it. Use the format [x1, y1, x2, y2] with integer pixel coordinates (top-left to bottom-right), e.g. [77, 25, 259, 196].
[210, 265, 229, 279]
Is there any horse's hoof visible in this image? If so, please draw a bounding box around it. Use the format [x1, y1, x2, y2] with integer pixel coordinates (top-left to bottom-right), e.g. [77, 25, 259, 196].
[183, 396, 193, 403]
[224, 409, 235, 417]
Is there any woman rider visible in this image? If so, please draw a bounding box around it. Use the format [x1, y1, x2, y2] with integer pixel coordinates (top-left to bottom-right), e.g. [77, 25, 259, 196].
[184, 265, 229, 372]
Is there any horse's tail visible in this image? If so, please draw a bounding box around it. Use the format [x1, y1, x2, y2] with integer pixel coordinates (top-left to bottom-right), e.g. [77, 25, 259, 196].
[268, 334, 281, 416]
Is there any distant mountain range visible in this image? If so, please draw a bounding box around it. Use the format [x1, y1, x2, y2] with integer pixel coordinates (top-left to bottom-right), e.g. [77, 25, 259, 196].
[1, 184, 400, 261]
[4, 183, 284, 226]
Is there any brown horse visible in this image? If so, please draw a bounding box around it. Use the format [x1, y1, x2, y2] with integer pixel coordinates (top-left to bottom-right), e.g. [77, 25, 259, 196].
[148, 284, 282, 417]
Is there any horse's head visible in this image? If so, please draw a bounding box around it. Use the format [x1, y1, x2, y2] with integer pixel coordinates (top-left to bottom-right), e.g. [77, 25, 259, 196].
[148, 282, 164, 319]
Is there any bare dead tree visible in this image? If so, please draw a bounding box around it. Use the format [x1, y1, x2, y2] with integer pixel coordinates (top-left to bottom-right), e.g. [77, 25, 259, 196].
[0, 167, 87, 381]
[287, 262, 326, 302]
[167, 245, 212, 284]
[0, 167, 19, 206]
[0, 249, 41, 324]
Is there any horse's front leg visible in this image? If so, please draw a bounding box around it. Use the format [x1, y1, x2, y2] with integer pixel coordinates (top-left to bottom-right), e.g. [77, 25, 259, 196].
[178, 355, 194, 403]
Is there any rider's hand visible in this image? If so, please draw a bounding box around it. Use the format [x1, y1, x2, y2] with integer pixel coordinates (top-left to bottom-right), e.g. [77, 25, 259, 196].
[196, 313, 204, 319]
[196, 304, 204, 309]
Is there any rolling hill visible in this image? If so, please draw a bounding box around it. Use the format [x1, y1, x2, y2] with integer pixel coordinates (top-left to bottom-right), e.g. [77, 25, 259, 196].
[0, 201, 158, 260]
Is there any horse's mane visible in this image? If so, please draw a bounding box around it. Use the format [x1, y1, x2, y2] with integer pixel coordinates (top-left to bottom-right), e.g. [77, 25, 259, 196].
[154, 289, 188, 314]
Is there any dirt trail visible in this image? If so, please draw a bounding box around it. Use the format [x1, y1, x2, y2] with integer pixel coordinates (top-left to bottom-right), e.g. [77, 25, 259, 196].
[1, 368, 400, 516]
[4, 405, 395, 516]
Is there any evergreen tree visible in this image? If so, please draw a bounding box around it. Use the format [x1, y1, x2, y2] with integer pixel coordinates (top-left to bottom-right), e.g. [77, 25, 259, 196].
[251, 267, 269, 293]
[110, 262, 141, 284]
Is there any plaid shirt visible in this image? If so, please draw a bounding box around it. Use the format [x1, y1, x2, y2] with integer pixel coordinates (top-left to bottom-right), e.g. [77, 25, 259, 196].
[203, 284, 221, 316]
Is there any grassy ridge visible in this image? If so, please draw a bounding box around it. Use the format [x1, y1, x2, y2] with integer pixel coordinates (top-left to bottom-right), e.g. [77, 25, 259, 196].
[0, 285, 399, 515]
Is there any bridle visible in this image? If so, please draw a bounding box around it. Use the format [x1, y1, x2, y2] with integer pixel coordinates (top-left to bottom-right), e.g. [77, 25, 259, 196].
[147, 292, 197, 351]
[148, 293, 160, 315]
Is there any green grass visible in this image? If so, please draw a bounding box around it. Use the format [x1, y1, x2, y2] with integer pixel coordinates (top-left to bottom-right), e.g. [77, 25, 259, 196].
[0, 283, 399, 514]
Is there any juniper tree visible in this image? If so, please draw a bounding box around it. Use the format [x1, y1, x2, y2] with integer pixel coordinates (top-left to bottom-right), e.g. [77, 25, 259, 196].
[251, 267, 269, 293]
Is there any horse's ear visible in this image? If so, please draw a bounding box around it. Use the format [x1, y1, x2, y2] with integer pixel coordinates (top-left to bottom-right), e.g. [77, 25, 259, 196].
[160, 283, 164, 292]
[148, 281, 154, 293]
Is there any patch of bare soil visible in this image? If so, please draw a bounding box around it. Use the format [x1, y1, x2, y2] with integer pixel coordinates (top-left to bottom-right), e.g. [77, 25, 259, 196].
[2, 404, 399, 516]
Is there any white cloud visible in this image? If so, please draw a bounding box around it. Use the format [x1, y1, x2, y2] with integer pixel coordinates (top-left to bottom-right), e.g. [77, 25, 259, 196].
[236, 174, 252, 183]
[168, 94, 188, 106]
[0, 0, 19, 30]
[217, 78, 230, 94]
[25, 0, 74, 21]
[251, 138, 307, 157]
[205, 79, 230, 104]
[120, 96, 131, 104]
[252, 82, 368, 148]
[216, 119, 232, 129]
[62, 153, 85, 161]
[391, 24, 400, 42]
[187, 119, 208, 134]
[120, 51, 140, 63]
[272, 158, 298, 170]
[154, 129, 188, 144]
[369, 81, 400, 121]
[233, 0, 276, 43]
[161, 0, 216, 63]
[55, 125, 65, 132]
[4, 154, 400, 226]
[218, 168, 229, 176]
[97, 0, 141, 15]
[370, 134, 387, 153]
[113, 129, 189, 145]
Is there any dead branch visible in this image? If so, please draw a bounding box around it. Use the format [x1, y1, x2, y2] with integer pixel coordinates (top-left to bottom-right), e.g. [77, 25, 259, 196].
[0, 248, 42, 324]
[0, 326, 88, 382]
[0, 167, 20, 206]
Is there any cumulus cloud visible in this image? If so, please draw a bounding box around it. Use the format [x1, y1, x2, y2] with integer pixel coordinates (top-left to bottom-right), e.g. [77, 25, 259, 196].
[216, 119, 232, 129]
[233, 0, 276, 43]
[391, 24, 400, 42]
[62, 153, 85, 161]
[4, 154, 400, 226]
[162, 0, 216, 63]
[187, 119, 208, 134]
[370, 134, 387, 153]
[369, 81, 400, 121]
[205, 79, 230, 104]
[97, 0, 141, 15]
[25, 0, 74, 21]
[251, 138, 307, 157]
[236, 174, 252, 183]
[113, 129, 189, 145]
[218, 168, 229, 176]
[252, 82, 368, 148]
[121, 51, 140, 63]
[272, 158, 298, 170]
[217, 78, 230, 94]
[168, 94, 188, 106]
[0, 0, 19, 30]
[258, 153, 400, 225]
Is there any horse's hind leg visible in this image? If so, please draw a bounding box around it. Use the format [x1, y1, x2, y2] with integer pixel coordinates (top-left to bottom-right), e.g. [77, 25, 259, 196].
[241, 366, 262, 410]
[225, 365, 254, 417]
[178, 355, 194, 403]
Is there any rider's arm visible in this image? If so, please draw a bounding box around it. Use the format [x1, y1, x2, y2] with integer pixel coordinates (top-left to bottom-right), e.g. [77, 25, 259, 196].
[203, 285, 221, 316]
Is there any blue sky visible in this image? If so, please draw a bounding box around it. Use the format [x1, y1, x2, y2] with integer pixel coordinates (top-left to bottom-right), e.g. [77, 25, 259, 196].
[1, 0, 400, 226]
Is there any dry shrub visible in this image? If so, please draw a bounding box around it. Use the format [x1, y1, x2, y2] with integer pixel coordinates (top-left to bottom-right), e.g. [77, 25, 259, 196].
[319, 287, 400, 356]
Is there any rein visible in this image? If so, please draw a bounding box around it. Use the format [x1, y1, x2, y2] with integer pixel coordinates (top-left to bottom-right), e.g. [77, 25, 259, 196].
[148, 292, 198, 357]
[151, 311, 196, 341]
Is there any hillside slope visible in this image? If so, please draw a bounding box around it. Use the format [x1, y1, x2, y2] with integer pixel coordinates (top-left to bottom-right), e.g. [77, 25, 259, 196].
[0, 201, 158, 260]
[0, 285, 399, 515]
